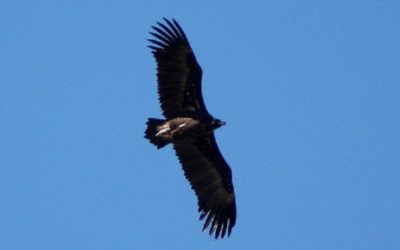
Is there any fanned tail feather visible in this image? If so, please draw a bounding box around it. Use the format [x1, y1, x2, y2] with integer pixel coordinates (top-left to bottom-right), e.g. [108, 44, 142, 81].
[144, 118, 169, 149]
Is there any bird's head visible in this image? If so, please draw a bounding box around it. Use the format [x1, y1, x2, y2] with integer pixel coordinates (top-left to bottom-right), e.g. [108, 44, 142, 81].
[211, 118, 226, 130]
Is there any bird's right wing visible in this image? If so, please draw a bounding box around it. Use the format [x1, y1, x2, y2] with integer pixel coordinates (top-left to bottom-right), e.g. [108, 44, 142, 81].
[148, 18, 210, 119]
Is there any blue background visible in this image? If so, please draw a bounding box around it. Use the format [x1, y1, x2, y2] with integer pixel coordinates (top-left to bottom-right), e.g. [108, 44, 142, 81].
[1, 1, 399, 249]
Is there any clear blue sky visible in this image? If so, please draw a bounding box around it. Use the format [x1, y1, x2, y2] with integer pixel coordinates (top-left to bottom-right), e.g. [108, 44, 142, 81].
[1, 1, 399, 249]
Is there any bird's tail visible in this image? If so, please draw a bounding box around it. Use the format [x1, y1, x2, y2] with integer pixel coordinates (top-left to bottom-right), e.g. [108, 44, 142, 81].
[144, 118, 170, 149]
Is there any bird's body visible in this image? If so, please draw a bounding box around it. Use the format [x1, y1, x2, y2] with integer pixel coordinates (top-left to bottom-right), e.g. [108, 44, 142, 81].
[144, 18, 236, 239]
[145, 117, 225, 147]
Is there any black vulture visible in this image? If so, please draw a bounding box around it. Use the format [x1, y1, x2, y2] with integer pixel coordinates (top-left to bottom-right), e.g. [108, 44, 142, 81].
[144, 18, 236, 239]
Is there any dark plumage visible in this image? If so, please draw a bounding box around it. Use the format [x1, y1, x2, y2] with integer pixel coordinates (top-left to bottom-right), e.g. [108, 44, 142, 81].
[144, 18, 236, 239]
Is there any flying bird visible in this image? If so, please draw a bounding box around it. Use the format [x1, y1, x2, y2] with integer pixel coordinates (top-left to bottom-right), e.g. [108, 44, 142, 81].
[144, 18, 237, 239]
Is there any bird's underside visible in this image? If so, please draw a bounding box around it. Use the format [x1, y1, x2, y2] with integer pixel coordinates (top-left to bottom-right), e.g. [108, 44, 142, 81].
[153, 117, 201, 142]
[144, 18, 237, 239]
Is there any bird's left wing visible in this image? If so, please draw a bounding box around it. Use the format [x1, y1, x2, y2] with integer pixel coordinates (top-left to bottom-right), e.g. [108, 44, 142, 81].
[173, 134, 236, 239]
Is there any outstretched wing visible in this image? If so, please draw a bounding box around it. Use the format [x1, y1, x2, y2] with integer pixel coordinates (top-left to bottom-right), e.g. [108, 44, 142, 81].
[148, 18, 209, 119]
[173, 134, 236, 239]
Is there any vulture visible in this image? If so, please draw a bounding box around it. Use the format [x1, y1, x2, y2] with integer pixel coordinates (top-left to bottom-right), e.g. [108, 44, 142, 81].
[144, 18, 236, 239]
